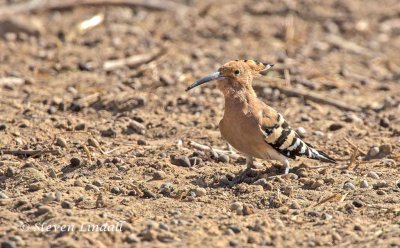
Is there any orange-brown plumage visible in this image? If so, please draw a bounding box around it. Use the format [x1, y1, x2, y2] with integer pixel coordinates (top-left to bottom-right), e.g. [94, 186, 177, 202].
[187, 60, 335, 174]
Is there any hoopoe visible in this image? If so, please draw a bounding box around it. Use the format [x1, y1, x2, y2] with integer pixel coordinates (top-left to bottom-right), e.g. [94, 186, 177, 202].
[186, 60, 336, 174]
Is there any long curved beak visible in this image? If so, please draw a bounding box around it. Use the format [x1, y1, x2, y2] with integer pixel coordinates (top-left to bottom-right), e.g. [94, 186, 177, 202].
[186, 72, 221, 91]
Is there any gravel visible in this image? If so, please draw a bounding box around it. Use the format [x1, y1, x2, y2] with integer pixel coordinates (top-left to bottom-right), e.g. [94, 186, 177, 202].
[170, 155, 191, 167]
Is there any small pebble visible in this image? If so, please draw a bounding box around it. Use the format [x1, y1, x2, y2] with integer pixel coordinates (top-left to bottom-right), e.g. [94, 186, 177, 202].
[85, 184, 100, 193]
[0, 192, 9, 199]
[310, 180, 324, 190]
[92, 179, 103, 187]
[157, 231, 176, 243]
[247, 235, 257, 244]
[42, 192, 56, 203]
[70, 157, 81, 167]
[290, 201, 300, 209]
[297, 127, 307, 137]
[343, 182, 356, 190]
[367, 171, 379, 179]
[159, 223, 169, 231]
[193, 187, 207, 197]
[127, 120, 146, 135]
[140, 229, 156, 241]
[5, 167, 15, 177]
[126, 233, 140, 244]
[1, 241, 16, 248]
[281, 185, 293, 196]
[55, 191, 62, 202]
[366, 147, 380, 158]
[228, 225, 241, 234]
[152, 171, 166, 180]
[253, 178, 268, 187]
[55, 137, 67, 147]
[137, 139, 147, 145]
[321, 213, 333, 220]
[170, 155, 191, 167]
[379, 117, 390, 128]
[0, 123, 7, 131]
[296, 168, 308, 177]
[160, 183, 175, 196]
[74, 179, 84, 187]
[332, 231, 342, 242]
[373, 181, 389, 189]
[329, 123, 344, 131]
[378, 144, 392, 158]
[75, 123, 86, 131]
[61, 201, 73, 209]
[36, 206, 51, 215]
[354, 224, 363, 231]
[88, 138, 100, 147]
[101, 128, 117, 138]
[352, 200, 364, 208]
[313, 131, 325, 137]
[264, 182, 274, 191]
[229, 240, 239, 247]
[110, 175, 123, 180]
[230, 202, 243, 212]
[242, 204, 254, 215]
[111, 187, 121, 194]
[29, 182, 43, 192]
[48, 169, 57, 178]
[307, 211, 321, 217]
[143, 189, 157, 198]
[360, 180, 369, 188]
[120, 222, 134, 232]
[209, 150, 219, 161]
[217, 154, 230, 163]
[376, 190, 386, 195]
[111, 158, 121, 164]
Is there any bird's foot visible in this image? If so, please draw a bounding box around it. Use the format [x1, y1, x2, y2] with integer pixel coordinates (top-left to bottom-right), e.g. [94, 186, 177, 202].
[230, 166, 263, 185]
[284, 166, 290, 174]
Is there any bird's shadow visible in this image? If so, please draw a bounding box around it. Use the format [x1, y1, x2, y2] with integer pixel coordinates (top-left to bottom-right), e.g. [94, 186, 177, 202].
[190, 162, 290, 189]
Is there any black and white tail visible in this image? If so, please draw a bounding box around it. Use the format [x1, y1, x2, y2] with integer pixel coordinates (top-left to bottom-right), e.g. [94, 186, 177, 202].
[263, 113, 336, 163]
[307, 147, 336, 163]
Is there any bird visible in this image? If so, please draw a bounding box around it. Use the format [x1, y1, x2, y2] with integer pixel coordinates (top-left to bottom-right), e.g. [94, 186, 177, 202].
[186, 59, 336, 175]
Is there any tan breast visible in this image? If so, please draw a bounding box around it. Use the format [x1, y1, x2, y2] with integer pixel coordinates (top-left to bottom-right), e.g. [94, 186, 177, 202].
[219, 97, 271, 159]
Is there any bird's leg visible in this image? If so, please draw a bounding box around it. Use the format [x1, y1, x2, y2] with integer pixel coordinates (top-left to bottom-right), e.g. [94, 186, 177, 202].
[228, 143, 234, 153]
[246, 156, 254, 168]
[283, 158, 290, 174]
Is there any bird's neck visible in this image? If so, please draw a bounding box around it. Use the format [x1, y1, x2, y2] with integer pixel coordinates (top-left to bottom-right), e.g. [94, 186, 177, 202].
[223, 86, 258, 114]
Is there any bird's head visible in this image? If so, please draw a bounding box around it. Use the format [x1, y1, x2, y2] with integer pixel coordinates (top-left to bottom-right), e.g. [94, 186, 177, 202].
[186, 60, 273, 93]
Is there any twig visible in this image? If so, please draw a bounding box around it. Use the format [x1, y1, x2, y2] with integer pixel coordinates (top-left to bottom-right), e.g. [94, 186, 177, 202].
[326, 34, 377, 57]
[82, 144, 92, 161]
[103, 48, 165, 71]
[306, 164, 338, 170]
[283, 68, 291, 86]
[0, 149, 58, 156]
[188, 140, 242, 160]
[313, 193, 341, 207]
[257, 81, 362, 112]
[343, 137, 366, 155]
[0, 0, 187, 17]
[0, 77, 24, 86]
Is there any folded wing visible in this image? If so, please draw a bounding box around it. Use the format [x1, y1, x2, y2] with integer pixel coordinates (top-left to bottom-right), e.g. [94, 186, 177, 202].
[259, 104, 336, 163]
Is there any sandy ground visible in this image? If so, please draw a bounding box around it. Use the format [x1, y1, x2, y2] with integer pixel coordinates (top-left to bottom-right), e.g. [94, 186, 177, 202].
[0, 0, 399, 247]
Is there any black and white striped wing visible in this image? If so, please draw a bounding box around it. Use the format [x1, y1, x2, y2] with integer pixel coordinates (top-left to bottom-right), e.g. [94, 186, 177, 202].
[261, 113, 336, 163]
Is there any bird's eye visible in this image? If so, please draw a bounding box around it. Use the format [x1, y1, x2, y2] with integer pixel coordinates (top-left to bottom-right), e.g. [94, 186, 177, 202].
[234, 70, 240, 76]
